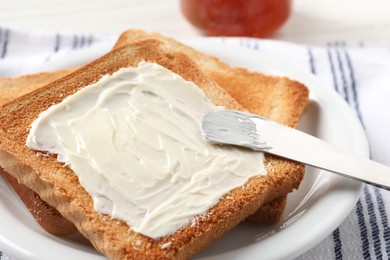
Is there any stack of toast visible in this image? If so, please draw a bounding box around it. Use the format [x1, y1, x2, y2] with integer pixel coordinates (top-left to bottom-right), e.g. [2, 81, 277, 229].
[0, 30, 308, 259]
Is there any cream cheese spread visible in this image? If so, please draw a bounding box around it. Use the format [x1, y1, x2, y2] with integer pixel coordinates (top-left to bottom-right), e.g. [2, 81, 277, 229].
[26, 62, 266, 239]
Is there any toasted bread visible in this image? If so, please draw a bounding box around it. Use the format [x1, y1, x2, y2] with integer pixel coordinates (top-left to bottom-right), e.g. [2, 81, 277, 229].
[0, 70, 73, 106]
[0, 30, 308, 238]
[0, 38, 305, 259]
[0, 68, 286, 239]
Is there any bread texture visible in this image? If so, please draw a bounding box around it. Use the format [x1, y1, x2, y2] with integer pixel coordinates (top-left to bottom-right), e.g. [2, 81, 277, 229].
[0, 38, 306, 259]
[0, 70, 73, 106]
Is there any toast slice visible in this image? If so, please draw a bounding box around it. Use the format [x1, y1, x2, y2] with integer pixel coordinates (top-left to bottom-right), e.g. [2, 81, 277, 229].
[0, 68, 285, 238]
[0, 38, 305, 259]
[0, 30, 307, 237]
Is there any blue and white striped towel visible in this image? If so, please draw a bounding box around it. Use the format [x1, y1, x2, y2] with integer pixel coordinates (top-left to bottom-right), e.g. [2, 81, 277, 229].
[1, 27, 390, 260]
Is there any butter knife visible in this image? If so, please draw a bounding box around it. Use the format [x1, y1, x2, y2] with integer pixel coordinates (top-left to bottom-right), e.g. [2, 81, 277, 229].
[200, 109, 390, 190]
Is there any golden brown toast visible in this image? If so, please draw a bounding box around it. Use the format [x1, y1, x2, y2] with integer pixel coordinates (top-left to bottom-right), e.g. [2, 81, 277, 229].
[0, 67, 286, 239]
[0, 38, 306, 259]
[0, 30, 307, 237]
[0, 70, 73, 106]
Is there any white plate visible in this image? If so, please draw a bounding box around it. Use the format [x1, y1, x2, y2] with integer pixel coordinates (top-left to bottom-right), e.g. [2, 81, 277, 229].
[0, 39, 367, 260]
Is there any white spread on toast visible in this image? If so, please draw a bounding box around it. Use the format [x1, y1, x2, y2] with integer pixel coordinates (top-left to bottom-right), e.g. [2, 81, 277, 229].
[26, 62, 265, 239]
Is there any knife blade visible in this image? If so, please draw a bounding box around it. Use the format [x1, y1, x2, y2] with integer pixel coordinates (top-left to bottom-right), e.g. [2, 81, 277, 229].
[200, 109, 390, 191]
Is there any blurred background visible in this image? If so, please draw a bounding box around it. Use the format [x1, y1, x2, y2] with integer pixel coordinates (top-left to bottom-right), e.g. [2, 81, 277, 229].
[1, 0, 390, 45]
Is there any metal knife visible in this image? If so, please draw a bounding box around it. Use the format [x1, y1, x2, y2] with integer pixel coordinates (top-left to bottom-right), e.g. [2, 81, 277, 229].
[200, 109, 390, 191]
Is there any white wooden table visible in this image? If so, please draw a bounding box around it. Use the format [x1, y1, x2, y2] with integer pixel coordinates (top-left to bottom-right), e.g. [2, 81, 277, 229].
[1, 0, 390, 45]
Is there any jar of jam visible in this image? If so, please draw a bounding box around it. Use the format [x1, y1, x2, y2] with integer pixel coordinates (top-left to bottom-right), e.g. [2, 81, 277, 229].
[180, 0, 292, 38]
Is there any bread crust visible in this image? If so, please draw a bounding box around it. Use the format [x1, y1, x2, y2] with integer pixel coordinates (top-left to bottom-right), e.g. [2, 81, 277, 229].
[0, 39, 306, 259]
[0, 168, 78, 236]
[247, 196, 287, 223]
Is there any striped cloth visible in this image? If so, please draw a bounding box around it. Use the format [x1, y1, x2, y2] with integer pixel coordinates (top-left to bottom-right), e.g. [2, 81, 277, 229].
[1, 27, 390, 259]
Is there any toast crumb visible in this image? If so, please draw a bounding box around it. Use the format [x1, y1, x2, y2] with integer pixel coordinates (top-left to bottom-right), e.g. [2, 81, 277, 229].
[161, 242, 172, 249]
